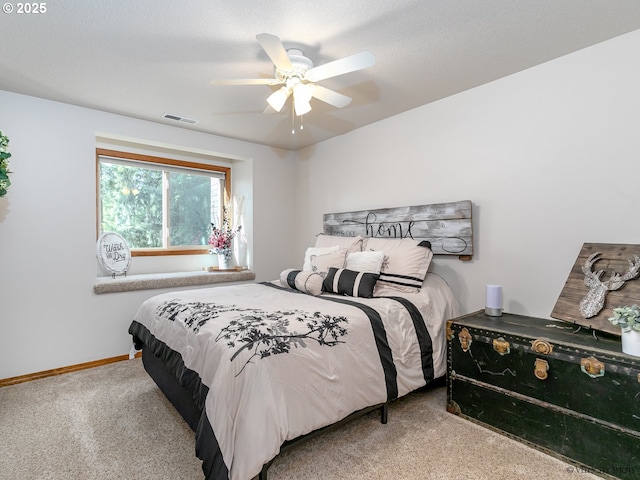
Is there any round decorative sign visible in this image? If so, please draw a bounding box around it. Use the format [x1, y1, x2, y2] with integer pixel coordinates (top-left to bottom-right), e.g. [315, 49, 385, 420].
[96, 232, 131, 275]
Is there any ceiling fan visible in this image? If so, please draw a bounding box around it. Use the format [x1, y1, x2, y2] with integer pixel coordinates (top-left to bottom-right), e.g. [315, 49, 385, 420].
[211, 33, 376, 117]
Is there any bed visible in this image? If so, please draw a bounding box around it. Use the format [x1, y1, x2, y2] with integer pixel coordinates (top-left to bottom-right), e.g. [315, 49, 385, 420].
[128, 201, 472, 480]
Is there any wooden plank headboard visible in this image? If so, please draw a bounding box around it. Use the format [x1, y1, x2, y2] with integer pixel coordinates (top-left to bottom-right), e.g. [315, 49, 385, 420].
[323, 200, 473, 260]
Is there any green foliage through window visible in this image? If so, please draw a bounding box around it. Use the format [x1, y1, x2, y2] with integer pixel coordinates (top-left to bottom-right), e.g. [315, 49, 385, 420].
[100, 162, 163, 248]
[98, 152, 226, 251]
[169, 172, 213, 247]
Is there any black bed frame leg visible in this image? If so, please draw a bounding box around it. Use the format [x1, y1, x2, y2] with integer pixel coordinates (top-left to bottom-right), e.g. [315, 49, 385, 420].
[258, 461, 270, 480]
[380, 403, 388, 424]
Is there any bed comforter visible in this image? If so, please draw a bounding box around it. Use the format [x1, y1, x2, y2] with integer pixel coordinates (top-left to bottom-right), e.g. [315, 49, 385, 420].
[128, 273, 458, 480]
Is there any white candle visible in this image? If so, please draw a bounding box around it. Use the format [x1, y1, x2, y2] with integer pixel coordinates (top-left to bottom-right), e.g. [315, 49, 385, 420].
[485, 284, 503, 316]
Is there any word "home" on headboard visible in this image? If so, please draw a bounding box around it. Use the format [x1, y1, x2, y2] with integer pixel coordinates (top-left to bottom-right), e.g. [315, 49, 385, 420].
[323, 200, 473, 260]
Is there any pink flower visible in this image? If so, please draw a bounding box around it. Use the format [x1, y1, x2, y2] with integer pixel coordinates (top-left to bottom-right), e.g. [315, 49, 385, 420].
[208, 206, 241, 257]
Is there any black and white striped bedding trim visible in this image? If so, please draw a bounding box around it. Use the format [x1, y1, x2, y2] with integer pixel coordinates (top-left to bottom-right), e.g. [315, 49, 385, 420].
[377, 296, 434, 383]
[129, 320, 209, 410]
[262, 282, 435, 397]
[377, 272, 424, 290]
[312, 292, 435, 391]
[263, 282, 398, 400]
[128, 321, 226, 480]
[316, 295, 398, 401]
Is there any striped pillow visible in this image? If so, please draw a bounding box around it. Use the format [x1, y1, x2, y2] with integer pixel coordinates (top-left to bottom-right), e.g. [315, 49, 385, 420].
[363, 237, 433, 293]
[322, 268, 380, 298]
[280, 269, 323, 296]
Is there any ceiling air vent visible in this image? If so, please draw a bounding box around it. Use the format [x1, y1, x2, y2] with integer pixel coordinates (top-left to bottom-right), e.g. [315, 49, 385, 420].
[162, 113, 199, 125]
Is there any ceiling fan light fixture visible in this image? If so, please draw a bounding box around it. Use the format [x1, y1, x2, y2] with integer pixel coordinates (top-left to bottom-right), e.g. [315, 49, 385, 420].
[293, 83, 313, 116]
[266, 86, 290, 112]
[294, 97, 311, 116]
[212, 33, 376, 124]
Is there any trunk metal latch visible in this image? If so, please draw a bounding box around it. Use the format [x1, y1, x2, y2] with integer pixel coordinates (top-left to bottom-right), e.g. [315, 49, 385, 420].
[531, 338, 554, 355]
[492, 337, 510, 355]
[458, 327, 472, 352]
[580, 356, 605, 378]
[534, 358, 549, 380]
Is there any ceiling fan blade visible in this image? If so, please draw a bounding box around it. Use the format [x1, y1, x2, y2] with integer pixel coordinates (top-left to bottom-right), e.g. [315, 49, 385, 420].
[210, 78, 279, 86]
[310, 85, 352, 108]
[256, 33, 293, 71]
[306, 51, 375, 82]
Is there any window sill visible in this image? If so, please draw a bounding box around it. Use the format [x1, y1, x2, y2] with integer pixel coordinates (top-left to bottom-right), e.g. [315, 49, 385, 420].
[93, 269, 256, 294]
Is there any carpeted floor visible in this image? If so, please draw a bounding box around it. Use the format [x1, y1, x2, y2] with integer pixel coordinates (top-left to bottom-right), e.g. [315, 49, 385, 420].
[0, 358, 600, 480]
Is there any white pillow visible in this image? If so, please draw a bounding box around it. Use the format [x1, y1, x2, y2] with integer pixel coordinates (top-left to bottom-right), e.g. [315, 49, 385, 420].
[303, 245, 340, 271]
[310, 248, 347, 276]
[314, 234, 363, 255]
[345, 250, 385, 274]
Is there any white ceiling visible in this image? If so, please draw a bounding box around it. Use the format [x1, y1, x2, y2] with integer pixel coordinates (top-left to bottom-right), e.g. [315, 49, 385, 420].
[3, 1, 640, 151]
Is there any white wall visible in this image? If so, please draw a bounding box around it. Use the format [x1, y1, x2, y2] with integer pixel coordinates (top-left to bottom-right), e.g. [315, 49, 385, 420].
[295, 29, 640, 318]
[0, 91, 296, 378]
[3, 29, 640, 379]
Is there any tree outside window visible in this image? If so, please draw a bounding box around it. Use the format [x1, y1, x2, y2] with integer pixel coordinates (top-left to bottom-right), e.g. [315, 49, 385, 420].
[97, 149, 230, 256]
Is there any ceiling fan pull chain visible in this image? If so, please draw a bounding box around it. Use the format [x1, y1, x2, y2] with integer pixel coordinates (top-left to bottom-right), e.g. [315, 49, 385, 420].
[291, 106, 295, 135]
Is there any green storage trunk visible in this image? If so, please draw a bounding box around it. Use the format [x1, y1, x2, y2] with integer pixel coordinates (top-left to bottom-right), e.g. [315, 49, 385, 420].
[447, 311, 640, 479]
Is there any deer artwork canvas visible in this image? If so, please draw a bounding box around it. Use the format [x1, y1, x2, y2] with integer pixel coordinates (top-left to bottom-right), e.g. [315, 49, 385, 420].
[579, 252, 640, 318]
[552, 243, 640, 335]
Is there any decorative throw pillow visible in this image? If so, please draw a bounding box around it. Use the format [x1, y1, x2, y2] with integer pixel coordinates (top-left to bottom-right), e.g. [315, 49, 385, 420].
[322, 267, 380, 298]
[280, 269, 323, 296]
[345, 250, 385, 274]
[310, 248, 347, 277]
[314, 234, 364, 256]
[303, 245, 340, 271]
[362, 237, 433, 293]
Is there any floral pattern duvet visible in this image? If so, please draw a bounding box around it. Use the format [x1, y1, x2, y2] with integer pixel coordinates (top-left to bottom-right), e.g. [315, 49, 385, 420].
[128, 274, 458, 480]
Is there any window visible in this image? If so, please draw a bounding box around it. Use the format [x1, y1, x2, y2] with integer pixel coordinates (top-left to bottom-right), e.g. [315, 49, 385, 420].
[96, 149, 231, 256]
